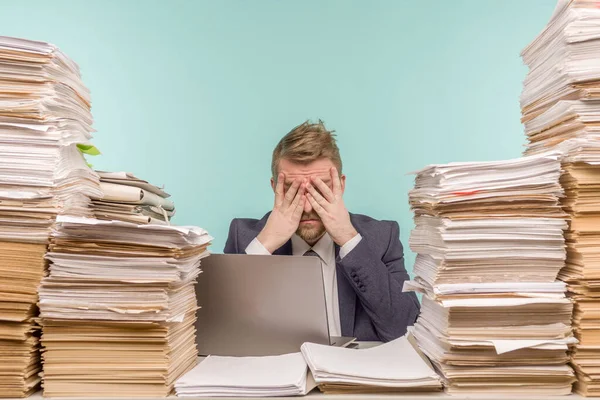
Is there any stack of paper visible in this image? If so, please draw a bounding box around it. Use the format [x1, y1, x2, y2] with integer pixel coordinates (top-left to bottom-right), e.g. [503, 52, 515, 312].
[301, 336, 441, 394]
[521, 1, 600, 395]
[39, 216, 212, 397]
[175, 353, 315, 397]
[0, 36, 100, 397]
[409, 153, 567, 286]
[521, 0, 600, 161]
[92, 171, 175, 225]
[549, 160, 600, 395]
[405, 154, 577, 395]
[521, 1, 600, 125]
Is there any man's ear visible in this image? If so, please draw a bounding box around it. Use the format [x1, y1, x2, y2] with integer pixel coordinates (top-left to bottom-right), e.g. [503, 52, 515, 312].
[340, 174, 346, 194]
[270, 177, 276, 192]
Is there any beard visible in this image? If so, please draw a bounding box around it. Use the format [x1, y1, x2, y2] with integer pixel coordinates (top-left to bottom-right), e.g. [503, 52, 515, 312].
[296, 213, 326, 244]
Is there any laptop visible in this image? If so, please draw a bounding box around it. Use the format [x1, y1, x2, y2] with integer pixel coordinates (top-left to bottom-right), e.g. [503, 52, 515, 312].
[195, 253, 356, 356]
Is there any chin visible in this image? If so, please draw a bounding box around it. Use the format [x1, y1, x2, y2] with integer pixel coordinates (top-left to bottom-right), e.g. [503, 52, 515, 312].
[297, 225, 326, 243]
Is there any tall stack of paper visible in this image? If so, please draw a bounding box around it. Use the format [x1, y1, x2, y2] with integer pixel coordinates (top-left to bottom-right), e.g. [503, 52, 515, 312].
[175, 353, 315, 397]
[521, 1, 600, 395]
[405, 153, 577, 395]
[0, 36, 100, 397]
[301, 336, 441, 394]
[39, 216, 212, 397]
[92, 171, 175, 225]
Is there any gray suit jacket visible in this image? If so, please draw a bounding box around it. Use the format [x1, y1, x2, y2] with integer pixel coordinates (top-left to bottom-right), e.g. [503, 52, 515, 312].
[223, 212, 420, 342]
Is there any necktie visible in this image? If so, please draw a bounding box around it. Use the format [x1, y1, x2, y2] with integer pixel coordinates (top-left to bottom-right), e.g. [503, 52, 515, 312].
[303, 249, 319, 258]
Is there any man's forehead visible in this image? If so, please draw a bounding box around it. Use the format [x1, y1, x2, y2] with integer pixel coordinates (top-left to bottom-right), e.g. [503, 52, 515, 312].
[283, 168, 331, 182]
[277, 158, 336, 183]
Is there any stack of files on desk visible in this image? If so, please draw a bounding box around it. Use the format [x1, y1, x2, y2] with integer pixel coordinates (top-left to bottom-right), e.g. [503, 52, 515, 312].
[92, 171, 175, 225]
[521, 0, 600, 162]
[0, 36, 100, 398]
[521, 1, 600, 395]
[175, 353, 315, 397]
[555, 160, 600, 396]
[521, 0, 600, 130]
[301, 335, 442, 394]
[409, 153, 567, 286]
[406, 153, 577, 395]
[39, 216, 212, 397]
[174, 336, 441, 397]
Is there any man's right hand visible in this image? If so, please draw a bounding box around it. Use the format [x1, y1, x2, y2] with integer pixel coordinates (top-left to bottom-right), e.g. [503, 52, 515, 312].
[257, 173, 306, 253]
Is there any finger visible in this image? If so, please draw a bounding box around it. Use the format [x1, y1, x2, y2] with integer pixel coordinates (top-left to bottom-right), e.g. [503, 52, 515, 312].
[307, 180, 332, 208]
[331, 167, 342, 197]
[283, 178, 301, 207]
[274, 173, 285, 207]
[307, 193, 326, 216]
[290, 183, 305, 211]
[311, 176, 335, 202]
[292, 193, 306, 220]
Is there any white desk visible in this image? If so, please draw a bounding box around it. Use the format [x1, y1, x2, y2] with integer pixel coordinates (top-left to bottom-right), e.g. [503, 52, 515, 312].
[13, 392, 599, 400]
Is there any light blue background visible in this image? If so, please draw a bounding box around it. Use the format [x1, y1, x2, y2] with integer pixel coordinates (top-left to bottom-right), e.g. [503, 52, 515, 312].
[0, 0, 556, 273]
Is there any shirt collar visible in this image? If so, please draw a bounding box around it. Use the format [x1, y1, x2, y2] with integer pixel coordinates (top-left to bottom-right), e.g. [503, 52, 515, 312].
[291, 232, 333, 261]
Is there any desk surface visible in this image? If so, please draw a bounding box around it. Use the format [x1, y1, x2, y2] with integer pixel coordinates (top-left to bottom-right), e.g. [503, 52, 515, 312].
[13, 392, 600, 400]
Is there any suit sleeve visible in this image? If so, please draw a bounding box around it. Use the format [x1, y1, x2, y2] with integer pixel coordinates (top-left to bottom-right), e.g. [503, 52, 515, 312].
[223, 219, 240, 254]
[337, 221, 420, 342]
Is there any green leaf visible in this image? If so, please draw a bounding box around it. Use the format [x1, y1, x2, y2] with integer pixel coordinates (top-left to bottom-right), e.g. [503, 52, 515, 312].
[77, 143, 101, 156]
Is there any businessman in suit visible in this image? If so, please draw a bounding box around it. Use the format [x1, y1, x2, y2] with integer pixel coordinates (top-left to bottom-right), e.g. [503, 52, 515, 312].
[224, 121, 419, 342]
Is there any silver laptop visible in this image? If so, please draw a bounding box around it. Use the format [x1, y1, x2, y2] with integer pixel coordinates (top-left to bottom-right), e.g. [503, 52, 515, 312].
[195, 253, 355, 356]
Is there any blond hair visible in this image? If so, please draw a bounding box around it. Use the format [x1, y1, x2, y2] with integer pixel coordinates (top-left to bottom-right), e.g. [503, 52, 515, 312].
[271, 120, 342, 178]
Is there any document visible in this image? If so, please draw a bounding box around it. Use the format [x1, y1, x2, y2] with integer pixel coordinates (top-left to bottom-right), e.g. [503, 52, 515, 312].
[175, 353, 315, 397]
[0, 35, 99, 398]
[39, 216, 212, 397]
[406, 153, 576, 394]
[520, 1, 600, 395]
[175, 336, 441, 397]
[301, 335, 441, 393]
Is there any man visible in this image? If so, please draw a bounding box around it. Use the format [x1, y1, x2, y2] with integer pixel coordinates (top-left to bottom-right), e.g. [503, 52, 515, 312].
[224, 120, 420, 342]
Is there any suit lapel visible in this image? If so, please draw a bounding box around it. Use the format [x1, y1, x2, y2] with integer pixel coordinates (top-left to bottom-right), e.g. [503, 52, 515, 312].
[335, 243, 356, 337]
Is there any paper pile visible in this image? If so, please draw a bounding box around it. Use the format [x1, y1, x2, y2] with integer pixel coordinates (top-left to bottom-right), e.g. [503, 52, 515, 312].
[301, 336, 441, 394]
[405, 153, 577, 395]
[92, 171, 175, 225]
[0, 36, 100, 397]
[175, 353, 314, 397]
[39, 216, 212, 397]
[521, 0, 600, 162]
[175, 336, 440, 397]
[521, 1, 600, 395]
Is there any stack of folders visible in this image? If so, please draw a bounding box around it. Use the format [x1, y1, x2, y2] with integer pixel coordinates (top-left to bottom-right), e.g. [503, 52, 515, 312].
[300, 336, 441, 394]
[404, 153, 577, 395]
[0, 36, 100, 397]
[521, 1, 600, 395]
[92, 171, 175, 225]
[175, 353, 315, 397]
[38, 216, 212, 397]
[174, 336, 441, 397]
[521, 0, 600, 158]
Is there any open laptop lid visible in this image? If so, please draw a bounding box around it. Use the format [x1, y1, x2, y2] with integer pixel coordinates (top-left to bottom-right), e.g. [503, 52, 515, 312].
[195, 254, 332, 356]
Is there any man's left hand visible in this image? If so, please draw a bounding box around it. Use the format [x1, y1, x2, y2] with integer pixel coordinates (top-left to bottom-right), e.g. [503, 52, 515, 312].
[306, 167, 358, 247]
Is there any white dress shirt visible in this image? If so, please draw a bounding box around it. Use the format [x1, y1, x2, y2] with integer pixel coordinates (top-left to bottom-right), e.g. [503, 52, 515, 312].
[245, 232, 362, 337]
